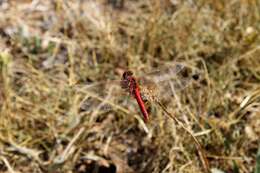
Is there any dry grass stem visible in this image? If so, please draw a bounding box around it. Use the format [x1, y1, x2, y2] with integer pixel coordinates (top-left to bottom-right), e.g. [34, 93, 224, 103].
[0, 1, 259, 172]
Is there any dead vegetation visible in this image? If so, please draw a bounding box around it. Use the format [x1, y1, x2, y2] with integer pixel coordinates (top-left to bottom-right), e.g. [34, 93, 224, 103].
[0, 0, 260, 173]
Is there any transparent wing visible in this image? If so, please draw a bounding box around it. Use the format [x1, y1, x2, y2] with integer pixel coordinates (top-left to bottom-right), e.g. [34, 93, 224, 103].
[139, 63, 202, 100]
[73, 63, 203, 121]
[74, 79, 134, 121]
[144, 63, 185, 82]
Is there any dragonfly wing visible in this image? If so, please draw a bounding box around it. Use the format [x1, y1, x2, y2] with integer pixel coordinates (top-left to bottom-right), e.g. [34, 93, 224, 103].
[156, 77, 194, 96]
[169, 77, 194, 92]
[153, 69, 203, 101]
[74, 79, 129, 113]
[145, 63, 185, 81]
[138, 63, 203, 102]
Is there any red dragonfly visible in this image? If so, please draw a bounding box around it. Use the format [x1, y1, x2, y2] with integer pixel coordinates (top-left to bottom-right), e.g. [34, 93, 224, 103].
[76, 63, 202, 122]
[120, 70, 149, 122]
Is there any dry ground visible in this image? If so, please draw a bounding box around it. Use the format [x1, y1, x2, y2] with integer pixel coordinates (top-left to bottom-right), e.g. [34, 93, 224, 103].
[0, 0, 260, 173]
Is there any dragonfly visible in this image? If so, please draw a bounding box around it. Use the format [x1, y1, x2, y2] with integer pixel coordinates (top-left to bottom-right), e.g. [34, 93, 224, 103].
[76, 62, 202, 123]
[117, 65, 210, 173]
[120, 70, 149, 122]
[74, 63, 210, 173]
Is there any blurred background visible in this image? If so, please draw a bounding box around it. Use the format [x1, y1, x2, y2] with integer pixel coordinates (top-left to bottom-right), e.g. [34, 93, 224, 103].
[0, 0, 260, 173]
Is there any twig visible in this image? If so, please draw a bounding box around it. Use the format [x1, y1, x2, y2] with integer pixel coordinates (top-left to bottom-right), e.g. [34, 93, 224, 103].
[156, 101, 210, 173]
[8, 138, 42, 163]
[206, 154, 245, 160]
[0, 156, 20, 173]
[54, 127, 84, 164]
[229, 88, 260, 125]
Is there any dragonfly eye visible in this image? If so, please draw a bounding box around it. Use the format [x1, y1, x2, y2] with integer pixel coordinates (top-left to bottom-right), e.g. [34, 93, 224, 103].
[122, 71, 133, 79]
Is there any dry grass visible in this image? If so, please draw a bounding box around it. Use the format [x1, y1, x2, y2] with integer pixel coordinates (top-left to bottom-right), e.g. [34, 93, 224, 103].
[0, 0, 260, 173]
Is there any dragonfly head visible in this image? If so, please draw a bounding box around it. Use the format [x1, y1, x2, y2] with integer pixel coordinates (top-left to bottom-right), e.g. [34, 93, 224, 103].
[121, 70, 137, 96]
[122, 70, 133, 79]
[121, 71, 133, 88]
